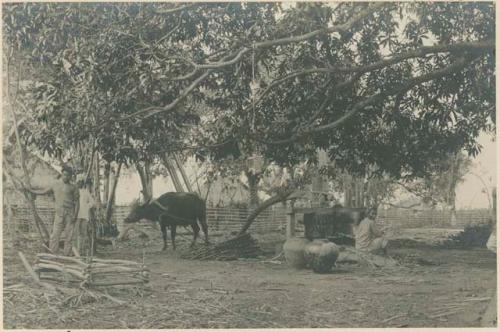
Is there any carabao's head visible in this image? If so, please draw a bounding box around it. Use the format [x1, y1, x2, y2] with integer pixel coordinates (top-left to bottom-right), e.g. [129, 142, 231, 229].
[123, 198, 151, 224]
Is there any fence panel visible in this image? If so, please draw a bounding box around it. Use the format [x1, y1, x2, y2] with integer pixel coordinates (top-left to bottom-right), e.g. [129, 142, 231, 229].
[111, 206, 288, 235]
[4, 203, 492, 249]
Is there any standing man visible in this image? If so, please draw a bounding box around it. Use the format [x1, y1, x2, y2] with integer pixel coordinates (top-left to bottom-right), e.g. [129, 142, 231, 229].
[75, 175, 96, 255]
[353, 207, 388, 255]
[27, 165, 79, 255]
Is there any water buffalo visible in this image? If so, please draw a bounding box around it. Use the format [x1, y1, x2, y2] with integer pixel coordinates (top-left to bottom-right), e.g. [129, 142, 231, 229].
[123, 192, 209, 250]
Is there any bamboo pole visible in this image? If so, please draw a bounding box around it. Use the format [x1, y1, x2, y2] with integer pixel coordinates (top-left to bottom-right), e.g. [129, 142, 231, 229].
[36, 254, 89, 267]
[38, 276, 82, 284]
[162, 154, 184, 192]
[34, 263, 87, 279]
[90, 280, 147, 286]
[84, 262, 140, 269]
[90, 257, 146, 265]
[174, 153, 193, 192]
[105, 162, 122, 224]
[89, 267, 149, 274]
[90, 271, 149, 277]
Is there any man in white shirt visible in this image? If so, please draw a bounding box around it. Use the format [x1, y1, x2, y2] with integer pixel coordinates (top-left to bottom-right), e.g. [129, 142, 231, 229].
[353, 207, 388, 255]
[75, 175, 96, 255]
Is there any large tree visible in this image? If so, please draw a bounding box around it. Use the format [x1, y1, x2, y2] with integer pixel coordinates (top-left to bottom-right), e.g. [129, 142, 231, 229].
[4, 2, 495, 233]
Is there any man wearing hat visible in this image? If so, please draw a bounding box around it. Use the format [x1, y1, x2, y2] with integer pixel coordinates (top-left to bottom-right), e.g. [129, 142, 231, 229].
[353, 206, 388, 255]
[26, 164, 80, 255]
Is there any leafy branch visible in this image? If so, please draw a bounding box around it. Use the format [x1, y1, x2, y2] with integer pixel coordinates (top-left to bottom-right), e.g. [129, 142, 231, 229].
[266, 56, 473, 144]
[125, 3, 384, 121]
[252, 40, 493, 109]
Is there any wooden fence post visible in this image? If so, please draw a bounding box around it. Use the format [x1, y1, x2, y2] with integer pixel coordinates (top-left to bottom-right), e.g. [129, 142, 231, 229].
[286, 202, 296, 239]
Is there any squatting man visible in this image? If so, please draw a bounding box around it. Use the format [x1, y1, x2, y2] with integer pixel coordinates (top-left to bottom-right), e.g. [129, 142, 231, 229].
[353, 207, 388, 255]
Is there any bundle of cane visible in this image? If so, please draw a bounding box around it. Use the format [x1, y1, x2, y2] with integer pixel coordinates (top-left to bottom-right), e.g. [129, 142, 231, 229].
[34, 253, 149, 287]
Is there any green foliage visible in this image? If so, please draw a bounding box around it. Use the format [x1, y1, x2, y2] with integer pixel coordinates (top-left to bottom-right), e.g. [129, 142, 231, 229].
[3, 2, 495, 182]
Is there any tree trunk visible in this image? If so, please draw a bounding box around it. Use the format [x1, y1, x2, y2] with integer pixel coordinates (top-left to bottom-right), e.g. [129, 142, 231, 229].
[449, 192, 457, 226]
[93, 153, 102, 207]
[84, 142, 96, 182]
[343, 176, 365, 208]
[343, 180, 351, 207]
[246, 171, 260, 211]
[448, 153, 459, 226]
[162, 154, 184, 192]
[174, 153, 193, 192]
[3, 162, 50, 244]
[103, 162, 111, 207]
[203, 179, 213, 204]
[105, 162, 122, 225]
[5, 52, 50, 246]
[6, 104, 50, 245]
[355, 179, 364, 208]
[239, 188, 295, 235]
[136, 161, 153, 201]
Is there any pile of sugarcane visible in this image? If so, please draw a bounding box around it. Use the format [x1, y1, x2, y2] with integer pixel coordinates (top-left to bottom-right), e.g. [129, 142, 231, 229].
[181, 233, 264, 261]
[33, 253, 149, 287]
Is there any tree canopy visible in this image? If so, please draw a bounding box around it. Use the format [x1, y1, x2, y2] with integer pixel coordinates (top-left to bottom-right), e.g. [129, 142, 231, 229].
[3, 2, 495, 179]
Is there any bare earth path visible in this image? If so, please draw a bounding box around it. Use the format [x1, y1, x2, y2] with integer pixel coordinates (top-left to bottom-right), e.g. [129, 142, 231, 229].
[3, 239, 496, 329]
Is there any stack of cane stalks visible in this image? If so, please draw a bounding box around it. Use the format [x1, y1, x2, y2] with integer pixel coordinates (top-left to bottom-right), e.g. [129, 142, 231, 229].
[33, 253, 149, 287]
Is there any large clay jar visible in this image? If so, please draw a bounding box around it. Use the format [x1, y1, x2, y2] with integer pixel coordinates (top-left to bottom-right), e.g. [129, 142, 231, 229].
[304, 239, 340, 273]
[283, 237, 311, 269]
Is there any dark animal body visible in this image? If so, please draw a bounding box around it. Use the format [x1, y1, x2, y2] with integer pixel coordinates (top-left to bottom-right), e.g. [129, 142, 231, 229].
[124, 192, 208, 250]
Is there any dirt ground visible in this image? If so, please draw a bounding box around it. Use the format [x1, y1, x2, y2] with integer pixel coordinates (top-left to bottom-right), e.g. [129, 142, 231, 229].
[3, 231, 497, 329]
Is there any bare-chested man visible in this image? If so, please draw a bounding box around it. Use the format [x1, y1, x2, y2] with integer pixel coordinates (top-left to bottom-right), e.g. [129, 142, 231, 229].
[27, 165, 79, 255]
[353, 207, 388, 255]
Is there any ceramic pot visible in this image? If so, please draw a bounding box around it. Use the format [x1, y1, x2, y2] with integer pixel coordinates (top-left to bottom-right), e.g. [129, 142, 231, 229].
[283, 237, 311, 269]
[304, 239, 339, 273]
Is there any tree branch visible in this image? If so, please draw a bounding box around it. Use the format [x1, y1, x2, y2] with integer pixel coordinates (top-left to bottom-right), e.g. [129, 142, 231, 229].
[306, 72, 364, 127]
[383, 202, 422, 209]
[252, 40, 493, 107]
[333, 40, 492, 74]
[122, 3, 384, 121]
[117, 48, 244, 122]
[155, 14, 185, 47]
[176, 3, 386, 72]
[255, 68, 334, 108]
[267, 57, 470, 145]
[238, 188, 296, 235]
[124, 69, 213, 120]
[254, 3, 386, 48]
[154, 4, 196, 15]
[396, 181, 439, 205]
[195, 47, 251, 70]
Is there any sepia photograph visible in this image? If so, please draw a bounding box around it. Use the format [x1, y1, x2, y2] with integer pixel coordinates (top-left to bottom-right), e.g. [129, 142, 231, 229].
[2, 1, 497, 329]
